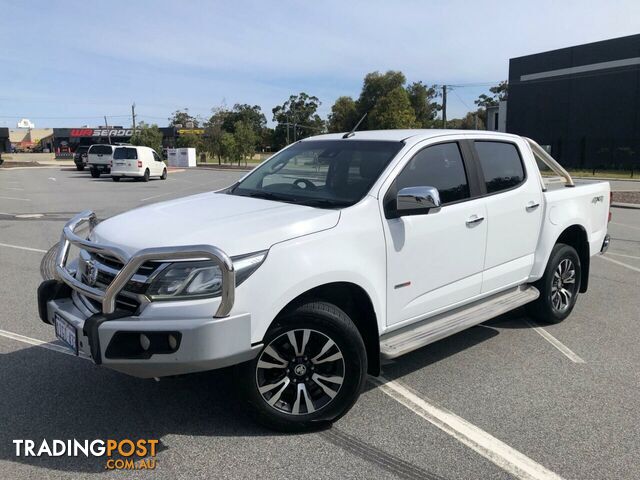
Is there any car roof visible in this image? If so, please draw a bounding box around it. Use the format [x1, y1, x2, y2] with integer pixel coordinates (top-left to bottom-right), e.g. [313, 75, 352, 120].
[303, 129, 522, 145]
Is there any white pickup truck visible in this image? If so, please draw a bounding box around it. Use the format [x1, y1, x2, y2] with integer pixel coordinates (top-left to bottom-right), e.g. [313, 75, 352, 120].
[38, 130, 611, 431]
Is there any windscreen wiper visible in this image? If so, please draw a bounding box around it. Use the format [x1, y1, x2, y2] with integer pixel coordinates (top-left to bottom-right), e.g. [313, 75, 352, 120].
[245, 191, 296, 203]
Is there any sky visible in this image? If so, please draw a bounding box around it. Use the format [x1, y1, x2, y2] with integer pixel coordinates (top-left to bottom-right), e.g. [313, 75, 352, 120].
[1, 0, 639, 129]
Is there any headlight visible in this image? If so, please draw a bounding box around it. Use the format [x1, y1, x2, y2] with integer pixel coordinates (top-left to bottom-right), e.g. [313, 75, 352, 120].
[146, 250, 267, 300]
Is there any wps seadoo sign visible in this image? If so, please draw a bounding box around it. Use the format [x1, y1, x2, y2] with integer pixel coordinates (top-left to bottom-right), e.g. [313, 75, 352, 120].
[70, 129, 141, 138]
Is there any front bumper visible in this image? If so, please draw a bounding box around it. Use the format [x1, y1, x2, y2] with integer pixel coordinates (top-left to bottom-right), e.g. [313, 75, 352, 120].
[39, 280, 259, 378]
[39, 210, 255, 378]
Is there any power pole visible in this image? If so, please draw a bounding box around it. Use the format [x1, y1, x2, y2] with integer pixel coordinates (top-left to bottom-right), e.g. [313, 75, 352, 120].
[442, 85, 447, 128]
[131, 103, 137, 130]
[104, 115, 111, 145]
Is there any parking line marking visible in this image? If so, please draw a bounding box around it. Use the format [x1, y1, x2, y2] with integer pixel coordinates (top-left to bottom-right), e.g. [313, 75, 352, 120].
[372, 376, 565, 480]
[0, 329, 76, 357]
[523, 320, 585, 363]
[610, 221, 640, 231]
[596, 254, 640, 273]
[606, 251, 640, 260]
[0, 242, 47, 253]
[0, 195, 30, 202]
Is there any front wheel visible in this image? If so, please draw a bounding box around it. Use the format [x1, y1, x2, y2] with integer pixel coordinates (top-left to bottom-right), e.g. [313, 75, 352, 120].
[161, 168, 167, 180]
[527, 243, 581, 324]
[111, 176, 120, 182]
[76, 164, 84, 171]
[237, 301, 367, 432]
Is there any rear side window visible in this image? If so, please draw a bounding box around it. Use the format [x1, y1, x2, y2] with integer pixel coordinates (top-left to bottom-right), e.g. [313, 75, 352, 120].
[89, 145, 113, 155]
[474, 141, 525, 194]
[395, 142, 470, 204]
[113, 147, 138, 160]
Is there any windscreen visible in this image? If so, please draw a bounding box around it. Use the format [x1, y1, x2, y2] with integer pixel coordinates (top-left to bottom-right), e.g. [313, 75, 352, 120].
[230, 140, 403, 208]
[113, 147, 138, 160]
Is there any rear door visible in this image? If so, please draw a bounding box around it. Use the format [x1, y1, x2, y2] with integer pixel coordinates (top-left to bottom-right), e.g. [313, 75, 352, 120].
[471, 139, 543, 293]
[112, 147, 140, 173]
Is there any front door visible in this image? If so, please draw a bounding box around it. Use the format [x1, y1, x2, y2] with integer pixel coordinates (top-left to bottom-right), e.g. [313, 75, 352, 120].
[383, 141, 487, 327]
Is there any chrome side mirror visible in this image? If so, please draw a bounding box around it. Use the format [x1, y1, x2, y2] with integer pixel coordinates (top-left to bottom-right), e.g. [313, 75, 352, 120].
[397, 186, 441, 214]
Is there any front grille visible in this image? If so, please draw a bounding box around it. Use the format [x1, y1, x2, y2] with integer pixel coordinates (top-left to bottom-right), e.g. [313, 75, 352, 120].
[94, 253, 161, 276]
[78, 251, 164, 314]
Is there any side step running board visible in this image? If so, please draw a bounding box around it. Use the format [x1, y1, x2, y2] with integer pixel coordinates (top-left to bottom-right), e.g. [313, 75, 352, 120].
[380, 285, 539, 360]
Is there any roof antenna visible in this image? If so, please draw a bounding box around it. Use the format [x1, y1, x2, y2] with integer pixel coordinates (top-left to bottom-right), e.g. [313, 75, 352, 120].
[342, 112, 367, 139]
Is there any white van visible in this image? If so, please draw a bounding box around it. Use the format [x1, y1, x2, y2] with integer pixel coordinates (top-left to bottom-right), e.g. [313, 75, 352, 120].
[110, 146, 167, 182]
[87, 144, 116, 178]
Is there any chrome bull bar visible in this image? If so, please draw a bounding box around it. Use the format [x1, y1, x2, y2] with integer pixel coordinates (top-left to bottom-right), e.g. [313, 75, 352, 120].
[55, 210, 235, 317]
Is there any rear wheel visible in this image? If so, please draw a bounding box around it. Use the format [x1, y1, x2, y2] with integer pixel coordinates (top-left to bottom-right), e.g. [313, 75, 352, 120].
[527, 243, 581, 324]
[161, 168, 167, 180]
[76, 164, 84, 171]
[112, 176, 120, 182]
[237, 301, 367, 432]
[142, 169, 150, 182]
[90, 168, 100, 178]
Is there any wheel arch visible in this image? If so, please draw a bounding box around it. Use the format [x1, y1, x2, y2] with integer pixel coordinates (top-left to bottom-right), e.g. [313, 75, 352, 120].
[273, 282, 380, 376]
[556, 224, 590, 293]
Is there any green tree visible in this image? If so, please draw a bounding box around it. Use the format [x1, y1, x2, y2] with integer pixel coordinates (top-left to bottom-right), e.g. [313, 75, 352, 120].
[233, 120, 257, 165]
[368, 86, 417, 129]
[356, 70, 406, 128]
[168, 108, 199, 128]
[203, 107, 229, 164]
[222, 104, 266, 136]
[220, 132, 238, 163]
[130, 123, 163, 153]
[474, 81, 508, 125]
[474, 80, 508, 109]
[272, 92, 325, 147]
[406, 81, 440, 128]
[447, 111, 485, 130]
[327, 96, 358, 133]
[176, 132, 202, 149]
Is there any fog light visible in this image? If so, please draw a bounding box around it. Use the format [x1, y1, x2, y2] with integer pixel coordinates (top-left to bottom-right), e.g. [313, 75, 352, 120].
[140, 334, 150, 351]
[168, 334, 178, 350]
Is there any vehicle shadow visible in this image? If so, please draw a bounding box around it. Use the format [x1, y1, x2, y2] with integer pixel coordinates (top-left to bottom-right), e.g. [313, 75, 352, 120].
[0, 309, 533, 474]
[365, 309, 532, 391]
[0, 345, 269, 474]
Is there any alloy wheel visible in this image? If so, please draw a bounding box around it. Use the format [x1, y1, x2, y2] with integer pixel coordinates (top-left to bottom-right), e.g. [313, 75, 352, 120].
[256, 329, 345, 415]
[551, 258, 576, 312]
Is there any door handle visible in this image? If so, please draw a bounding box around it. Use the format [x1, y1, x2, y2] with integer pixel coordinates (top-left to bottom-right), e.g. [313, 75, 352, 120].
[465, 215, 485, 226]
[526, 201, 540, 211]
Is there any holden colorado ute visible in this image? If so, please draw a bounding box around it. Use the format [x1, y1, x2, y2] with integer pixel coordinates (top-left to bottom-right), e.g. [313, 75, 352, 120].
[38, 130, 611, 431]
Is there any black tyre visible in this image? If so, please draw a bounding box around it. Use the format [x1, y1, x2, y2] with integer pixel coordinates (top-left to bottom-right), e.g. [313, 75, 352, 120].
[142, 169, 150, 182]
[112, 176, 120, 182]
[237, 301, 367, 432]
[90, 168, 100, 178]
[76, 164, 84, 171]
[527, 243, 581, 324]
[161, 168, 167, 180]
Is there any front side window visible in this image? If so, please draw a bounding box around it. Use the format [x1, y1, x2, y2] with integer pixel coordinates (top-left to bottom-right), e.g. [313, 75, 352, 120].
[394, 142, 470, 205]
[474, 141, 524, 194]
[230, 140, 403, 208]
[113, 147, 138, 160]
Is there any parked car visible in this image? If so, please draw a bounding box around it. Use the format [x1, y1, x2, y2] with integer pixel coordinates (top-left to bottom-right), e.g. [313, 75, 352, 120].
[73, 146, 90, 171]
[110, 146, 167, 182]
[87, 144, 115, 178]
[38, 130, 610, 432]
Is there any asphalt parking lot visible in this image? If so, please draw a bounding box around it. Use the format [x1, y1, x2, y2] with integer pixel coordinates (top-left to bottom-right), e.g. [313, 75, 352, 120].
[0, 165, 639, 479]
